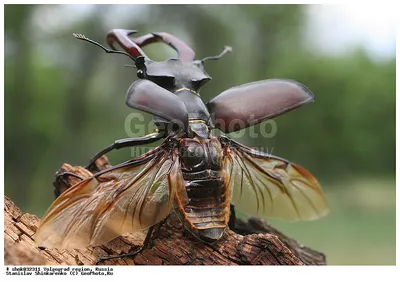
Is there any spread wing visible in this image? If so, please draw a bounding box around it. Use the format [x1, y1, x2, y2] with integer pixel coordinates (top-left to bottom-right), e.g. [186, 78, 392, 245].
[222, 138, 329, 221]
[34, 143, 186, 249]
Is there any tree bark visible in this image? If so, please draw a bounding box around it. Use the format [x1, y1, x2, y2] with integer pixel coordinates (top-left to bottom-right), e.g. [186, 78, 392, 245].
[4, 162, 326, 266]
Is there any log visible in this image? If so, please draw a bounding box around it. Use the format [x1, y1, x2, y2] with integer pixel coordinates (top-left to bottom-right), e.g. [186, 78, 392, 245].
[4, 161, 326, 266]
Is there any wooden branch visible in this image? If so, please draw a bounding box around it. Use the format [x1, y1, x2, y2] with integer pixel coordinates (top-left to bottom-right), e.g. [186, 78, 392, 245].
[4, 162, 326, 266]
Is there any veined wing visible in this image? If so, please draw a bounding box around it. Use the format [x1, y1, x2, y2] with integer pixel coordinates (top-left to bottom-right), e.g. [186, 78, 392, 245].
[34, 143, 186, 249]
[222, 138, 329, 221]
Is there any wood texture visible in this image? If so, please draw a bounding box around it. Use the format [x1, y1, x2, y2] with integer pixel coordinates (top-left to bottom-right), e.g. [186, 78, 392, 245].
[4, 161, 326, 266]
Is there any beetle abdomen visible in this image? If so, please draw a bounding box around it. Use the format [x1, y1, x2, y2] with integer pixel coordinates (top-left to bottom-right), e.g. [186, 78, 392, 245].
[177, 136, 230, 243]
[183, 172, 229, 242]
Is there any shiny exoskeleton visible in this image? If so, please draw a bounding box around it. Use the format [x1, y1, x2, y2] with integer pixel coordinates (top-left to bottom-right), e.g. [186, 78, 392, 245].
[35, 30, 328, 254]
[178, 135, 228, 242]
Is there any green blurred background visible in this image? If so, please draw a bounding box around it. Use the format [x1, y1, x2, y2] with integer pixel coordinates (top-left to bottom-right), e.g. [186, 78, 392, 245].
[4, 4, 395, 265]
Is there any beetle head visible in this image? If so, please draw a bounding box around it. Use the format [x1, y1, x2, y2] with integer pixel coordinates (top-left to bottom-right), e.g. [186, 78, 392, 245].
[134, 57, 211, 92]
[108, 30, 231, 92]
[73, 30, 231, 93]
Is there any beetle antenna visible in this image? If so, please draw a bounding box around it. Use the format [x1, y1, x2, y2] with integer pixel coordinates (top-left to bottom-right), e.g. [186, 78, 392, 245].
[201, 46, 232, 63]
[73, 33, 137, 61]
[124, 64, 137, 68]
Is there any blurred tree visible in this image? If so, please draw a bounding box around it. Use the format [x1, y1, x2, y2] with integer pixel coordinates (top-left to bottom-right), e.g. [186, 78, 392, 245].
[5, 5, 36, 210]
[264, 48, 395, 179]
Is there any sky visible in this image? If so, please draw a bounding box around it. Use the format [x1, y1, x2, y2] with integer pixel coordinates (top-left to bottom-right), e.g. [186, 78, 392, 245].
[306, 4, 396, 60]
[28, 4, 398, 62]
[97, 4, 398, 60]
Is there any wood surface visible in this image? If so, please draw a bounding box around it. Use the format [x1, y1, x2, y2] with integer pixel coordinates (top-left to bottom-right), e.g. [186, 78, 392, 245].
[4, 159, 326, 265]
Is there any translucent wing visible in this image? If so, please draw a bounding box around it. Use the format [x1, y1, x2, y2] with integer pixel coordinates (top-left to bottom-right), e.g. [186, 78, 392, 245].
[222, 138, 329, 221]
[34, 143, 186, 249]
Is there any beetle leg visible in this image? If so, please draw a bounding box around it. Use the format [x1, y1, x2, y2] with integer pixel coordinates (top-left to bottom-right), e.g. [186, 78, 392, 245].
[228, 204, 236, 230]
[96, 214, 173, 263]
[96, 225, 155, 263]
[85, 132, 164, 171]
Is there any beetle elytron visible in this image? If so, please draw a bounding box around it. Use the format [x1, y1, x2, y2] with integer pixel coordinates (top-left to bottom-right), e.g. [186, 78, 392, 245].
[35, 29, 329, 256]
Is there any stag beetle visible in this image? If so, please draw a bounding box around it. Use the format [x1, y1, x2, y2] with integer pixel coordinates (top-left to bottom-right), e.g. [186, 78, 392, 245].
[35, 29, 328, 261]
